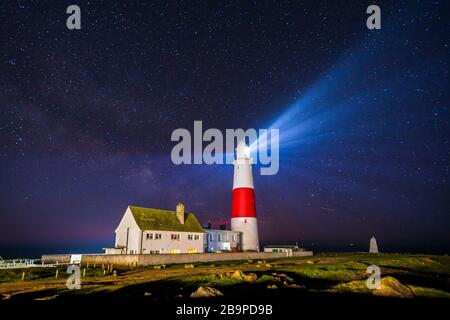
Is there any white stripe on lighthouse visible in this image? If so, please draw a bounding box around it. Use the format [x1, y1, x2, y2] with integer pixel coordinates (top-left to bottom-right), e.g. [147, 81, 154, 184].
[232, 159, 254, 189]
[231, 217, 259, 252]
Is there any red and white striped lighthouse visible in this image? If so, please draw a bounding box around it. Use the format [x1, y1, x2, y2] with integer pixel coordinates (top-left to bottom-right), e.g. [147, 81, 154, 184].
[231, 140, 260, 251]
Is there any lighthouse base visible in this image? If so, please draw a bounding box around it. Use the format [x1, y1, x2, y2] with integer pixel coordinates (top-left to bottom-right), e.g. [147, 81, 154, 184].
[231, 217, 260, 252]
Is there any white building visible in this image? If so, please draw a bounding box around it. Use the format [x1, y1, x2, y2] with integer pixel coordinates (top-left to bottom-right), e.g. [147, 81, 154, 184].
[264, 244, 301, 255]
[109, 203, 205, 254]
[204, 229, 241, 252]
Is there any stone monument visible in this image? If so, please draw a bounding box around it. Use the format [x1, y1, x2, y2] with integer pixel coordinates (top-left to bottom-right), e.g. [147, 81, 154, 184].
[369, 236, 379, 254]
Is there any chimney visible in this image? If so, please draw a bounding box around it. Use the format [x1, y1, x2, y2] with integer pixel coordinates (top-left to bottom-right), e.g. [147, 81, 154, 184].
[176, 203, 185, 224]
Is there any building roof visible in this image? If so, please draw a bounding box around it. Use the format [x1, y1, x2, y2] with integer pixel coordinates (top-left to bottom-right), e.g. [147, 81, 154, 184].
[128, 206, 204, 233]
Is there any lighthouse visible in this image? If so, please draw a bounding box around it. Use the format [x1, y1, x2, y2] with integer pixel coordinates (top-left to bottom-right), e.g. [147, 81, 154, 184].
[231, 140, 260, 251]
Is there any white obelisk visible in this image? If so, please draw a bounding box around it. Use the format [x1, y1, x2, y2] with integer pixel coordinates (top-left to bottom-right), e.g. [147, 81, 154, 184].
[369, 236, 379, 254]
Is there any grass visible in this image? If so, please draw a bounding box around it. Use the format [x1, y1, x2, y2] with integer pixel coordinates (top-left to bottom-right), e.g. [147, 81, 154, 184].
[360, 257, 450, 275]
[178, 274, 244, 287]
[410, 286, 450, 299]
[0, 266, 117, 283]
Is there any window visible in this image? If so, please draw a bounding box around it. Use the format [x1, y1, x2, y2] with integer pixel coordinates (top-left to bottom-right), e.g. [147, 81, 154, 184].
[218, 234, 222, 242]
[171, 234, 180, 240]
[224, 235, 228, 242]
[209, 234, 214, 241]
[146, 233, 153, 240]
[194, 235, 199, 240]
[188, 234, 193, 240]
[232, 235, 236, 242]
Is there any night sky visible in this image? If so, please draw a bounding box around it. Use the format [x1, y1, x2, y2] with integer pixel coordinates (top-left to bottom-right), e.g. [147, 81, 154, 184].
[1, 1, 449, 257]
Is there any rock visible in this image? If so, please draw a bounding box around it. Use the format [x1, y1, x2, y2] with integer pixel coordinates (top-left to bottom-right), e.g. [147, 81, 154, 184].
[1, 293, 11, 300]
[153, 265, 161, 269]
[244, 273, 258, 282]
[272, 272, 294, 283]
[372, 277, 414, 298]
[285, 283, 302, 289]
[277, 273, 294, 283]
[190, 286, 224, 298]
[184, 264, 194, 269]
[230, 270, 245, 280]
[306, 260, 314, 264]
[34, 295, 58, 301]
[265, 264, 272, 268]
[267, 284, 278, 290]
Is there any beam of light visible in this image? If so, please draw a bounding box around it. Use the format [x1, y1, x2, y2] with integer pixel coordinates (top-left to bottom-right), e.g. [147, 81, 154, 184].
[250, 5, 447, 212]
[267, 1, 444, 158]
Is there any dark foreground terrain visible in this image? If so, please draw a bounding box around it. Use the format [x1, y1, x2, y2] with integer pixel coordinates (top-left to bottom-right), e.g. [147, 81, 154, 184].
[1, 253, 449, 317]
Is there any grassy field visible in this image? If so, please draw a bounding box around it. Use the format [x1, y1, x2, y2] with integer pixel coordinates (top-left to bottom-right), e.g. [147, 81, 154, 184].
[1, 253, 449, 304]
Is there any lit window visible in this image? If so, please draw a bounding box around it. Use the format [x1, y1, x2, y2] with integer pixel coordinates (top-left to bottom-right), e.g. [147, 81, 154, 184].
[171, 234, 180, 240]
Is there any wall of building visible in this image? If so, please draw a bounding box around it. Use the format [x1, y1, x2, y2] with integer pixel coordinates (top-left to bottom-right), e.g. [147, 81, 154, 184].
[115, 207, 141, 254]
[41, 254, 72, 264]
[141, 230, 204, 254]
[292, 251, 314, 257]
[79, 251, 313, 267]
[205, 229, 240, 252]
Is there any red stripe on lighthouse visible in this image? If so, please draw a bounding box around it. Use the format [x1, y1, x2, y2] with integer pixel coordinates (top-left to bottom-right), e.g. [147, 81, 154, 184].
[231, 187, 256, 218]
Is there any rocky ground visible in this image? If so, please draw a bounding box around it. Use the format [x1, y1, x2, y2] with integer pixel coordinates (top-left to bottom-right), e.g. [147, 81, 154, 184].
[1, 253, 449, 309]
